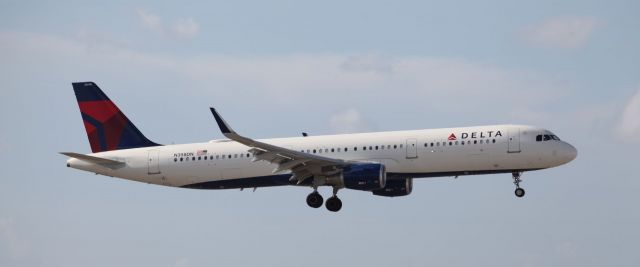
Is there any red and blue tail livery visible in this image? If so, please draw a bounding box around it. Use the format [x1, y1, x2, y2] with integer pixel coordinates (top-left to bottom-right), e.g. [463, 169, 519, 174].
[72, 82, 160, 153]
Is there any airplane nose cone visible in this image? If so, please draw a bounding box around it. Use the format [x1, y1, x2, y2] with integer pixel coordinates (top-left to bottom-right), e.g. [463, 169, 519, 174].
[564, 143, 577, 163]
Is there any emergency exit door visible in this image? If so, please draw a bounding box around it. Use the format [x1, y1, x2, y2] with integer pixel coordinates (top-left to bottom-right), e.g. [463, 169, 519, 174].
[406, 138, 418, 159]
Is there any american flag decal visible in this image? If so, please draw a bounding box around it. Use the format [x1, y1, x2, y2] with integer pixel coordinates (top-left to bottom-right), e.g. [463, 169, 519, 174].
[196, 150, 208, 156]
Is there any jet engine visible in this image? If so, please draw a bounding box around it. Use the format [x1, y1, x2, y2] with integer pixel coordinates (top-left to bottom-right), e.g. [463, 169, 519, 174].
[372, 178, 413, 197]
[339, 163, 387, 191]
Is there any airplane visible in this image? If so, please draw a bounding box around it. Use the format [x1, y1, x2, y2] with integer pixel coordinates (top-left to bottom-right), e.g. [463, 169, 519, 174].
[62, 82, 577, 212]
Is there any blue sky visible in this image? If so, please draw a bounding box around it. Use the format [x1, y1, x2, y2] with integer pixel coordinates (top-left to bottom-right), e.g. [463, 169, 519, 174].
[1, 1, 639, 266]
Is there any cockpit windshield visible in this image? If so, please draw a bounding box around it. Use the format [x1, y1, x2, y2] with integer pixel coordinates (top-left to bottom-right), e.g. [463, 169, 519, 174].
[536, 133, 560, 142]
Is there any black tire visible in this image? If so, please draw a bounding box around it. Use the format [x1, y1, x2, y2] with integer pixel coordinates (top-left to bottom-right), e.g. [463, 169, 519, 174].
[515, 188, 525, 198]
[306, 192, 323, 208]
[325, 196, 342, 212]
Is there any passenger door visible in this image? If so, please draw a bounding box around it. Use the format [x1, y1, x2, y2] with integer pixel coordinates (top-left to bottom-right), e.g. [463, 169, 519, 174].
[507, 129, 521, 153]
[147, 150, 161, 174]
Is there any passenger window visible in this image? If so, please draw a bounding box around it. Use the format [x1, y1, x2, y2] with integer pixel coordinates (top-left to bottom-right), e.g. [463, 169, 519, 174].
[354, 147, 357, 151]
[387, 145, 391, 149]
[174, 158, 177, 162]
[455, 141, 458, 145]
[474, 140, 477, 144]
[375, 146, 379, 150]
[449, 142, 452, 146]
[180, 158, 184, 162]
[331, 148, 335, 152]
[436, 142, 440, 146]
[400, 144, 403, 148]
[536, 135, 542, 142]
[393, 145, 397, 149]
[461, 141, 465, 145]
[345, 147, 348, 152]
[192, 157, 196, 161]
[492, 139, 496, 143]
[363, 146, 367, 151]
[369, 146, 373, 150]
[325, 149, 328, 153]
[313, 149, 316, 153]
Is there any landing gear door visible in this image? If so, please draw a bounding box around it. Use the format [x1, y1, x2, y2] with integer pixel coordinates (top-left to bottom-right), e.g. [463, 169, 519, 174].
[148, 150, 161, 174]
[508, 128, 521, 153]
[406, 138, 418, 159]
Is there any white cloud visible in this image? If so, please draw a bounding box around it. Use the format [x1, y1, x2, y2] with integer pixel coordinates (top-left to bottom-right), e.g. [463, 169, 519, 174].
[136, 10, 199, 39]
[0, 31, 569, 129]
[616, 87, 640, 142]
[329, 108, 374, 133]
[171, 258, 190, 267]
[137, 10, 162, 33]
[341, 54, 394, 73]
[522, 16, 600, 48]
[172, 18, 200, 38]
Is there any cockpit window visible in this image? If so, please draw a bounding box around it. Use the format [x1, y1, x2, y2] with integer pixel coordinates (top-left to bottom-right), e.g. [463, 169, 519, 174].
[537, 133, 561, 142]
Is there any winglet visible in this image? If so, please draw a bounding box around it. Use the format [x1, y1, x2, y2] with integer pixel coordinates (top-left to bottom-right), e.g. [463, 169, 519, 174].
[210, 108, 234, 135]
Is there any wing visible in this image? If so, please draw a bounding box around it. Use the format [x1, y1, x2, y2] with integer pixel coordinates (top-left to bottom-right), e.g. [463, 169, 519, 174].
[210, 108, 352, 184]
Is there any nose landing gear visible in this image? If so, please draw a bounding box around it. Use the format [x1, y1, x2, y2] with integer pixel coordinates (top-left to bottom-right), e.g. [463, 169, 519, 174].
[512, 172, 525, 198]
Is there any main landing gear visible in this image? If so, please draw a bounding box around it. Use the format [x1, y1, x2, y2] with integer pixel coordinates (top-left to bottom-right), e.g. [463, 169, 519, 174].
[512, 172, 525, 198]
[306, 190, 323, 208]
[306, 187, 342, 212]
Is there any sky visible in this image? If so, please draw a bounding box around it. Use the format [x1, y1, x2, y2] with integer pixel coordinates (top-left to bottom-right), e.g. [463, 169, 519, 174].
[1, 0, 639, 266]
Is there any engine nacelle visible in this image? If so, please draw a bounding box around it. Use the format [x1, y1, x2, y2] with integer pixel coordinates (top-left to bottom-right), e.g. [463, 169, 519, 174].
[341, 163, 387, 191]
[372, 178, 413, 197]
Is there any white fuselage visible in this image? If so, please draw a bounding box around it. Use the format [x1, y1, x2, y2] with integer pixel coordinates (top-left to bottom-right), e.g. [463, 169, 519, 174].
[66, 124, 577, 189]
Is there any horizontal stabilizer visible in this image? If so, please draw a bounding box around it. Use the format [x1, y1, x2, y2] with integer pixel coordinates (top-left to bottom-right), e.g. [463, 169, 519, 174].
[60, 152, 125, 168]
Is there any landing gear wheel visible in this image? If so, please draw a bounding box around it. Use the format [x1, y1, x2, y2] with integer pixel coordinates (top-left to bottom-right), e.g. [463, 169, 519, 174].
[325, 196, 342, 212]
[515, 188, 525, 198]
[512, 172, 525, 198]
[306, 192, 323, 208]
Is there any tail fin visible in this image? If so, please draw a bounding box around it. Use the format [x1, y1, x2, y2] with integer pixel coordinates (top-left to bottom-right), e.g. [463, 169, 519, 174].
[72, 82, 160, 153]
